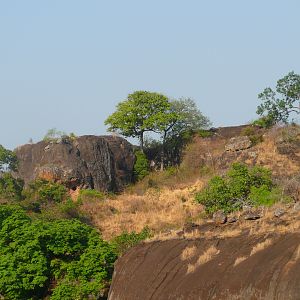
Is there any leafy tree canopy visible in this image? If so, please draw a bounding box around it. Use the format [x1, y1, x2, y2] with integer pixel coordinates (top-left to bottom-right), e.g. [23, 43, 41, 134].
[0, 205, 117, 300]
[105, 91, 170, 150]
[0, 145, 18, 172]
[257, 71, 300, 124]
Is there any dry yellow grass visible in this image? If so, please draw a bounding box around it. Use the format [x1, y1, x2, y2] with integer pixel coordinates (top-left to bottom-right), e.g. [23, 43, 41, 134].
[80, 181, 204, 240]
[181, 245, 197, 261]
[197, 246, 220, 265]
[234, 256, 247, 266]
[250, 238, 273, 256]
[79, 125, 300, 242]
[186, 245, 220, 274]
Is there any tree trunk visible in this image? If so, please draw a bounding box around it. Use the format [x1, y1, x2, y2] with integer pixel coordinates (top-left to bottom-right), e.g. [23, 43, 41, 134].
[160, 131, 167, 171]
[140, 133, 144, 153]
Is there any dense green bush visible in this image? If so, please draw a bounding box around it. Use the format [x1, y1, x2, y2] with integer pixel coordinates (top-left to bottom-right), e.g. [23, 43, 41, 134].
[0, 173, 24, 201]
[22, 179, 67, 204]
[77, 189, 105, 202]
[252, 115, 274, 128]
[111, 227, 152, 256]
[0, 205, 116, 299]
[195, 163, 278, 213]
[133, 151, 150, 181]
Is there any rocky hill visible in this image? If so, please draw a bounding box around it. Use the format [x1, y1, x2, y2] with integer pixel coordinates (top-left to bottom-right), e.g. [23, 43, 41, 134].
[14, 135, 135, 193]
[109, 218, 300, 299]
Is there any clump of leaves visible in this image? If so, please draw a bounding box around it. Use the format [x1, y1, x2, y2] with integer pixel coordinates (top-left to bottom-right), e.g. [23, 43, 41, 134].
[22, 179, 67, 204]
[133, 150, 150, 181]
[78, 189, 105, 202]
[111, 227, 152, 256]
[241, 126, 263, 145]
[0, 205, 117, 300]
[0, 173, 24, 201]
[195, 163, 280, 214]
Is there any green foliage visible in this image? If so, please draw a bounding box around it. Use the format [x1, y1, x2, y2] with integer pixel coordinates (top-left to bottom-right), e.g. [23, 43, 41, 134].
[0, 173, 24, 201]
[22, 179, 67, 204]
[0, 205, 117, 299]
[105, 91, 171, 149]
[195, 163, 275, 213]
[0, 145, 18, 172]
[133, 150, 149, 181]
[252, 115, 275, 128]
[78, 189, 105, 202]
[111, 227, 152, 256]
[43, 128, 67, 142]
[198, 129, 214, 138]
[169, 98, 211, 136]
[241, 126, 263, 145]
[257, 71, 300, 124]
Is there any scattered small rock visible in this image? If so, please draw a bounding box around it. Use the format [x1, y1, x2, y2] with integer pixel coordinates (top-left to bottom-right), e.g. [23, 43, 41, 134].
[244, 212, 260, 220]
[183, 223, 200, 233]
[227, 216, 238, 223]
[242, 205, 253, 212]
[274, 208, 285, 218]
[213, 210, 227, 224]
[293, 202, 300, 212]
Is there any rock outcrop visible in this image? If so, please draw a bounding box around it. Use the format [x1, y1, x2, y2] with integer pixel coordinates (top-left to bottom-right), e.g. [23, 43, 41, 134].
[108, 232, 300, 299]
[225, 136, 252, 151]
[15, 135, 135, 192]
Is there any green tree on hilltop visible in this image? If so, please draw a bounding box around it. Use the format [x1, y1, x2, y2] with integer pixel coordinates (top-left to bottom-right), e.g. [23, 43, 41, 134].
[105, 91, 170, 151]
[257, 71, 300, 124]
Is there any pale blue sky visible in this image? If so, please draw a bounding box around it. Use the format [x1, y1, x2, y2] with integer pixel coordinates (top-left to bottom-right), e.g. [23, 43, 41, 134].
[1, 0, 300, 149]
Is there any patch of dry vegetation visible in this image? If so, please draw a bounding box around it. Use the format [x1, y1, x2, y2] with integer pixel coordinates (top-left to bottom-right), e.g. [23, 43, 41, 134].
[187, 245, 220, 274]
[181, 245, 197, 261]
[250, 238, 273, 256]
[79, 125, 300, 242]
[234, 256, 247, 266]
[80, 181, 204, 240]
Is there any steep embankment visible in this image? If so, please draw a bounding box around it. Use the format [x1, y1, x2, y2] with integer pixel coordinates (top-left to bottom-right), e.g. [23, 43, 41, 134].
[109, 207, 300, 299]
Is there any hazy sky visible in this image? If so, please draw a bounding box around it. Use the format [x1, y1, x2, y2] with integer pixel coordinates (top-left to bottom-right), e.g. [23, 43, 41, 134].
[1, 0, 300, 149]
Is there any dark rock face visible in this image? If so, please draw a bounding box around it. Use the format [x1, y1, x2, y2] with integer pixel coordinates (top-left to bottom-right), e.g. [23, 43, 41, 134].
[108, 233, 300, 300]
[14, 135, 135, 192]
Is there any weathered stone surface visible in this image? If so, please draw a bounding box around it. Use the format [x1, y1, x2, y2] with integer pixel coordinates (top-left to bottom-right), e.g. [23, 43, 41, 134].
[244, 212, 260, 220]
[14, 135, 135, 192]
[213, 210, 227, 224]
[274, 208, 285, 218]
[108, 233, 300, 300]
[227, 216, 238, 223]
[225, 136, 252, 152]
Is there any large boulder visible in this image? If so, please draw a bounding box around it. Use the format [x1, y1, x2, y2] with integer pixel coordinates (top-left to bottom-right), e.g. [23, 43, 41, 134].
[108, 233, 300, 299]
[14, 135, 135, 192]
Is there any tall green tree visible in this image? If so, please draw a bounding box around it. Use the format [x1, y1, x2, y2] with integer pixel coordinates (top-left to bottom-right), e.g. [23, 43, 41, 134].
[155, 98, 211, 170]
[257, 71, 300, 124]
[105, 91, 170, 151]
[0, 145, 18, 172]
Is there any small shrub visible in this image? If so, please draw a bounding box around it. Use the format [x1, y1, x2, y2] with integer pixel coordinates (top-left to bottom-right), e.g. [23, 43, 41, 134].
[241, 126, 263, 145]
[195, 163, 276, 213]
[111, 227, 152, 256]
[78, 189, 105, 202]
[252, 115, 275, 128]
[22, 179, 67, 204]
[133, 151, 150, 181]
[198, 129, 214, 138]
[0, 173, 24, 201]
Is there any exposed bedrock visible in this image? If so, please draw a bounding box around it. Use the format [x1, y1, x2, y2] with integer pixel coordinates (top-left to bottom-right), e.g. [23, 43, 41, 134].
[14, 135, 135, 192]
[109, 233, 300, 300]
